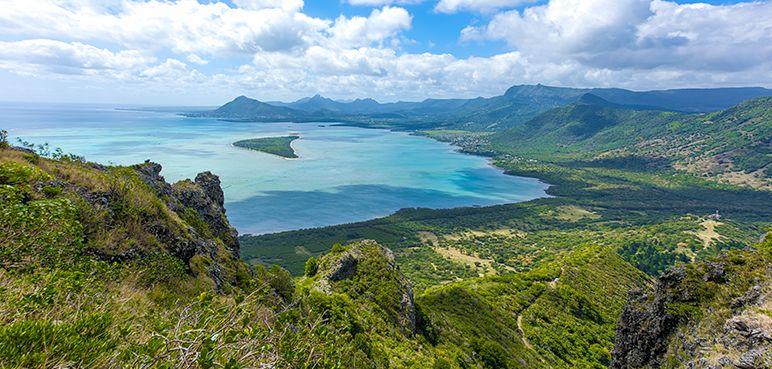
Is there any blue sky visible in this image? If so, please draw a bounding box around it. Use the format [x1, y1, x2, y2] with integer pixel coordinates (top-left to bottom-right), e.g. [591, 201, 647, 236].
[0, 0, 769, 105]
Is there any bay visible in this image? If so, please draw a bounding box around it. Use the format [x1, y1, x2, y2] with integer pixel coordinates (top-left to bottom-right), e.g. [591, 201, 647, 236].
[0, 102, 549, 234]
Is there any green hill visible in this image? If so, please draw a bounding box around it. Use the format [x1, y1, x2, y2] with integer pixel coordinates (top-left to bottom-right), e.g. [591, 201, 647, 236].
[490, 96, 771, 188]
[0, 144, 655, 368]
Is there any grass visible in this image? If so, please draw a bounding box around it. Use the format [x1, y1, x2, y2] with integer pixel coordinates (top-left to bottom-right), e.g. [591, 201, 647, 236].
[233, 136, 300, 158]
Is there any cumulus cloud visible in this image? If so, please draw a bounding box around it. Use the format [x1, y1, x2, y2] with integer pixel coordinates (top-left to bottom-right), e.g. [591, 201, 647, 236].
[328, 6, 412, 48]
[0, 0, 328, 55]
[0, 0, 769, 104]
[0, 39, 153, 76]
[435, 0, 536, 13]
[464, 0, 772, 73]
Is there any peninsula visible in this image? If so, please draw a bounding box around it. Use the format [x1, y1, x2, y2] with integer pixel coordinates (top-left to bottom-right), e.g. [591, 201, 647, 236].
[233, 135, 299, 158]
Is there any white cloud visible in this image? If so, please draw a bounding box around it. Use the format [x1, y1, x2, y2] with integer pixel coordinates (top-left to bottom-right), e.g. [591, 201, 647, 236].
[186, 54, 209, 65]
[464, 0, 772, 73]
[0, 39, 153, 77]
[0, 0, 769, 104]
[435, 0, 536, 13]
[328, 6, 412, 48]
[0, 0, 329, 55]
[347, 0, 424, 5]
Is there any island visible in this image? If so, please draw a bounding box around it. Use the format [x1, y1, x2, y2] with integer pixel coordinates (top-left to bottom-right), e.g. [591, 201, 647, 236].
[233, 135, 299, 158]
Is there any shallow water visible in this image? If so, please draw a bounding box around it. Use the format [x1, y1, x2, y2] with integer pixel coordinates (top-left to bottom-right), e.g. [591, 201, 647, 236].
[1, 102, 549, 234]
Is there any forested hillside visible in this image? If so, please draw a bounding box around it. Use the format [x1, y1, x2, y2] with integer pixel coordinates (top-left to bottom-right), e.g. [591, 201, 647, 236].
[489, 96, 771, 188]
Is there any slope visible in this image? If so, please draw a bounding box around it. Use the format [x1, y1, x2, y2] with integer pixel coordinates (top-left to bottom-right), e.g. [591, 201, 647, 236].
[611, 235, 771, 369]
[489, 96, 771, 188]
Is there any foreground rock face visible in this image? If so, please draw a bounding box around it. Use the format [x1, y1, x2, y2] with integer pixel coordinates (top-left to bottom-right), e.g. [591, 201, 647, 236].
[173, 171, 240, 257]
[611, 246, 771, 369]
[313, 240, 416, 334]
[611, 267, 687, 368]
[132, 161, 242, 290]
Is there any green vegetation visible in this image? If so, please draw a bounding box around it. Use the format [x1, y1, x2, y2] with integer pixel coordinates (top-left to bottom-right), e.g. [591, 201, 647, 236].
[3, 92, 770, 368]
[241, 97, 769, 292]
[489, 95, 771, 189]
[0, 144, 658, 368]
[233, 135, 300, 158]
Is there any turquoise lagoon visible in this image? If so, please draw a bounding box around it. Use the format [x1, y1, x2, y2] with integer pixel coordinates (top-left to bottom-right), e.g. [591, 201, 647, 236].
[1, 102, 549, 234]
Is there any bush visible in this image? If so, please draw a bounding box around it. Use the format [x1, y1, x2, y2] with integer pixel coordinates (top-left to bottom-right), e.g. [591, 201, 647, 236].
[0, 313, 115, 368]
[269, 265, 294, 301]
[331, 243, 345, 253]
[0, 130, 8, 149]
[472, 339, 509, 369]
[304, 256, 318, 277]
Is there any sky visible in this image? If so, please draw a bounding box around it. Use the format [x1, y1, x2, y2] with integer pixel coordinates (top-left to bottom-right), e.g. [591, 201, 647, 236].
[0, 0, 770, 105]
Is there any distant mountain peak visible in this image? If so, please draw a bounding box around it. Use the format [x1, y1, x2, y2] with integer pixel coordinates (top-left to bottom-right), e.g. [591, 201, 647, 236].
[576, 93, 613, 106]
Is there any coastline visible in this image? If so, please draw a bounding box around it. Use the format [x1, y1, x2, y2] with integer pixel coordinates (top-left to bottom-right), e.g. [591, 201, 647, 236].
[235, 123, 553, 237]
[231, 135, 301, 160]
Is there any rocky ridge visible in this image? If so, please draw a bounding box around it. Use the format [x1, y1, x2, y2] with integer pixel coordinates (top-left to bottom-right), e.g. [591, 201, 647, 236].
[611, 240, 771, 369]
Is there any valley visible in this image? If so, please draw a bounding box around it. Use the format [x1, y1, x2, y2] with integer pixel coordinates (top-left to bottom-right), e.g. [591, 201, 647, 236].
[2, 84, 770, 369]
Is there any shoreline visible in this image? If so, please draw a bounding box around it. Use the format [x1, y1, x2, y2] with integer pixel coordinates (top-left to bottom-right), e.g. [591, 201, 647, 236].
[232, 135, 301, 160]
[235, 124, 553, 238]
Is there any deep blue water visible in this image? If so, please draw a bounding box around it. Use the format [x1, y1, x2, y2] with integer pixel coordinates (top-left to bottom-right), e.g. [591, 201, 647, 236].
[0, 102, 549, 234]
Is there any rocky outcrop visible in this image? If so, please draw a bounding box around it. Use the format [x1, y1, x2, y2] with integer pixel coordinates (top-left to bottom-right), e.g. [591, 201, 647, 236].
[172, 172, 239, 257]
[130, 161, 242, 291]
[132, 161, 240, 258]
[611, 247, 771, 369]
[610, 267, 687, 369]
[314, 240, 416, 334]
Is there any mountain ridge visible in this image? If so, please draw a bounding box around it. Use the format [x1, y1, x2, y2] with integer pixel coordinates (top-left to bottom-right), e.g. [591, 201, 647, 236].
[197, 85, 772, 131]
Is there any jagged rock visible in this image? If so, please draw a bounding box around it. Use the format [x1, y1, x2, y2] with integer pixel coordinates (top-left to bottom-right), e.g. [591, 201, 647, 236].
[131, 162, 239, 258]
[195, 171, 225, 207]
[611, 266, 689, 369]
[133, 160, 174, 198]
[326, 253, 358, 281]
[703, 261, 726, 283]
[731, 285, 762, 310]
[611, 249, 771, 369]
[129, 161, 241, 290]
[173, 174, 239, 257]
[735, 348, 767, 369]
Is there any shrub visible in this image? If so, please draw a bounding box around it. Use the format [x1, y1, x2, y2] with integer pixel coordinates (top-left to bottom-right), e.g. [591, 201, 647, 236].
[472, 338, 509, 369]
[304, 256, 318, 277]
[269, 265, 294, 301]
[0, 313, 115, 368]
[42, 185, 62, 197]
[0, 130, 7, 149]
[331, 243, 345, 253]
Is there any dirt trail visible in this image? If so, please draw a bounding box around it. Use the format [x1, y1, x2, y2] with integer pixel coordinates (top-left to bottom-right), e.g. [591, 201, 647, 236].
[516, 267, 563, 361]
[689, 219, 723, 250]
[517, 315, 534, 350]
